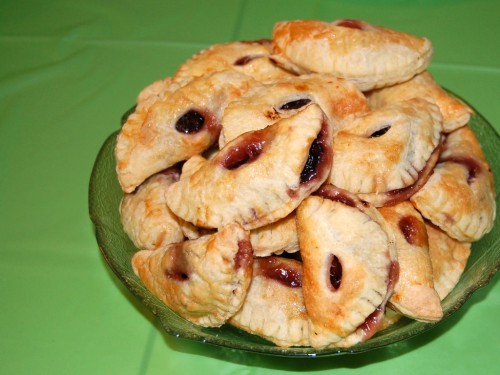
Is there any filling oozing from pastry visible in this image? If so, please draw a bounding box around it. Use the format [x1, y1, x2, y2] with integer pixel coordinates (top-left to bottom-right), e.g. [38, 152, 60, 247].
[398, 215, 427, 247]
[333, 19, 365, 30]
[222, 132, 266, 170]
[299, 120, 332, 184]
[381, 139, 443, 206]
[315, 184, 358, 207]
[234, 55, 265, 66]
[357, 261, 399, 341]
[256, 256, 303, 288]
[164, 244, 190, 282]
[440, 155, 482, 185]
[235, 239, 254, 270]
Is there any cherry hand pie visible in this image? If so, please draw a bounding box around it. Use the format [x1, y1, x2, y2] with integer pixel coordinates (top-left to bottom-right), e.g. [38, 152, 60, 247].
[131, 223, 253, 327]
[272, 19, 432, 91]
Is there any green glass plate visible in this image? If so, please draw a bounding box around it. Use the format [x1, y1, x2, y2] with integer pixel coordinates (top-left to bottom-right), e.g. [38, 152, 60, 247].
[89, 101, 500, 357]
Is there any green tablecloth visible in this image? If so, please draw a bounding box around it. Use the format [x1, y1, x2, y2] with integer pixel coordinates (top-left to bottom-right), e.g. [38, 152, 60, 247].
[1, 1, 498, 374]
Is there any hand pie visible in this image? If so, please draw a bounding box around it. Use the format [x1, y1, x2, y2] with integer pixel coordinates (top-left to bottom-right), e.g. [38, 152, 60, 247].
[174, 39, 293, 83]
[131, 223, 253, 327]
[229, 256, 310, 347]
[219, 73, 368, 146]
[425, 223, 471, 300]
[166, 104, 333, 230]
[250, 213, 299, 257]
[367, 71, 472, 133]
[328, 98, 443, 206]
[120, 167, 191, 250]
[379, 202, 443, 322]
[271, 19, 432, 91]
[115, 71, 257, 193]
[410, 126, 496, 242]
[297, 185, 398, 348]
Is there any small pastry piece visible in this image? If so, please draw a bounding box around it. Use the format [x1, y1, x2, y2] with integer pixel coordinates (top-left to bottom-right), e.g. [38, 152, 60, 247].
[410, 126, 496, 242]
[115, 71, 257, 193]
[175, 39, 293, 83]
[250, 213, 299, 257]
[229, 256, 310, 347]
[120, 167, 192, 250]
[367, 71, 472, 133]
[272, 19, 432, 91]
[131, 223, 253, 327]
[219, 73, 368, 146]
[379, 202, 443, 322]
[166, 104, 333, 230]
[328, 98, 443, 205]
[297, 185, 398, 348]
[425, 223, 471, 300]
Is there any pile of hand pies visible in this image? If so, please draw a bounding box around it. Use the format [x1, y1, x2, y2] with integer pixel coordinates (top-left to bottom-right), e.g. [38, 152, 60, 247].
[115, 19, 496, 348]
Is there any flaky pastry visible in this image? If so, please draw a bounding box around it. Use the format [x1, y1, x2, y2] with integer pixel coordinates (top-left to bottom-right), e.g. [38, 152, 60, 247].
[379, 202, 442, 321]
[115, 71, 257, 193]
[328, 98, 443, 204]
[297, 185, 398, 348]
[411, 126, 496, 242]
[229, 256, 310, 347]
[367, 71, 472, 133]
[272, 19, 432, 91]
[131, 223, 253, 327]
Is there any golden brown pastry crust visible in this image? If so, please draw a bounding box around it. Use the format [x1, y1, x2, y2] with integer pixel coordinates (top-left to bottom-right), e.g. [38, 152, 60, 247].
[367, 71, 472, 133]
[120, 168, 186, 250]
[272, 19, 432, 91]
[297, 185, 398, 348]
[328, 98, 443, 197]
[166, 104, 333, 230]
[425, 223, 471, 300]
[175, 39, 294, 83]
[229, 257, 310, 347]
[250, 213, 299, 257]
[379, 202, 442, 321]
[219, 73, 368, 146]
[115, 71, 257, 193]
[410, 126, 496, 242]
[131, 223, 253, 327]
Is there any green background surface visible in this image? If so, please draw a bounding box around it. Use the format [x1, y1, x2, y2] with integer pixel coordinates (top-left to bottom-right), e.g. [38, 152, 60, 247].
[1, 0, 499, 374]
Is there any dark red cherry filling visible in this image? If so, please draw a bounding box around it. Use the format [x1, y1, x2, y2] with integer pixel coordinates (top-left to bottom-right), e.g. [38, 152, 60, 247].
[240, 38, 272, 46]
[234, 55, 260, 66]
[279, 98, 311, 111]
[164, 244, 190, 282]
[222, 133, 266, 170]
[358, 261, 399, 340]
[398, 215, 427, 247]
[383, 140, 442, 206]
[335, 19, 364, 30]
[441, 155, 482, 184]
[315, 184, 358, 208]
[234, 239, 253, 271]
[369, 125, 391, 138]
[257, 257, 302, 288]
[175, 109, 205, 134]
[300, 121, 332, 184]
[329, 255, 342, 290]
